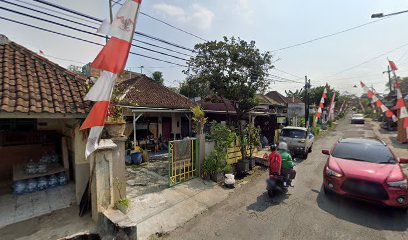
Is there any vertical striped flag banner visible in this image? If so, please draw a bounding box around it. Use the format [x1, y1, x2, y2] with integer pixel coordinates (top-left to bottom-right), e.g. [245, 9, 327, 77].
[327, 92, 336, 120]
[315, 83, 328, 122]
[81, 0, 142, 158]
[360, 81, 398, 122]
[388, 60, 408, 138]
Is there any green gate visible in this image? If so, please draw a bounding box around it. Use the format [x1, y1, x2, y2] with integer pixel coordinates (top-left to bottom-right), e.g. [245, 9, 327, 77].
[168, 138, 198, 187]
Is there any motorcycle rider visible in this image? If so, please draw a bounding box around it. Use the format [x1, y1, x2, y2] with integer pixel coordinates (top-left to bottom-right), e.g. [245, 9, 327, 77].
[277, 142, 295, 186]
[268, 144, 282, 176]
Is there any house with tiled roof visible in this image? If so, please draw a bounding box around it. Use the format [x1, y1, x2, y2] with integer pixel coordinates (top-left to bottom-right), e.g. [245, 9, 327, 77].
[0, 35, 90, 225]
[112, 74, 195, 146]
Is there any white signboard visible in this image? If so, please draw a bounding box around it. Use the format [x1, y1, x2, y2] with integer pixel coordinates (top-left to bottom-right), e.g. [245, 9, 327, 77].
[288, 103, 305, 117]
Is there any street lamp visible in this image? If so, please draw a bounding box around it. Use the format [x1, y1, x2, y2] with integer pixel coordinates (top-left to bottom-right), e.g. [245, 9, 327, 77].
[371, 10, 408, 18]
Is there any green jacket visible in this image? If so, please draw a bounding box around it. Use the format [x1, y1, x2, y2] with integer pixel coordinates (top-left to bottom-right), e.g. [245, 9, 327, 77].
[278, 149, 295, 169]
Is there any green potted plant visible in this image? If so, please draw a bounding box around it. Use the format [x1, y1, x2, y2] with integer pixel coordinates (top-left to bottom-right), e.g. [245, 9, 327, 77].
[113, 178, 130, 214]
[244, 125, 260, 170]
[105, 105, 126, 137]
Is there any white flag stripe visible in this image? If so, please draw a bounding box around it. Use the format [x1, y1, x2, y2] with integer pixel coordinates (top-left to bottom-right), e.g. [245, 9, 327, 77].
[85, 71, 117, 101]
[85, 126, 104, 158]
[97, 18, 111, 34]
[372, 96, 378, 102]
[108, 0, 141, 42]
[397, 89, 403, 99]
[400, 107, 408, 119]
[392, 115, 398, 122]
[380, 105, 387, 112]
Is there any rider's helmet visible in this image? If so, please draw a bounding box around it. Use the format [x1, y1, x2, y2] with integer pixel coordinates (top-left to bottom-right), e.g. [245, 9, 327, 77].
[278, 142, 288, 151]
[270, 144, 277, 152]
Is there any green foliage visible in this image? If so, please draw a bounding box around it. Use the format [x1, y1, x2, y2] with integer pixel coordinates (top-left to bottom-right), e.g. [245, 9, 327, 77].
[179, 76, 212, 98]
[202, 150, 225, 176]
[117, 198, 129, 207]
[184, 36, 274, 116]
[113, 177, 129, 206]
[298, 117, 306, 127]
[223, 164, 232, 173]
[309, 85, 340, 107]
[311, 127, 321, 136]
[244, 125, 260, 157]
[191, 105, 207, 134]
[202, 122, 237, 177]
[209, 122, 237, 152]
[151, 71, 164, 85]
[285, 89, 304, 100]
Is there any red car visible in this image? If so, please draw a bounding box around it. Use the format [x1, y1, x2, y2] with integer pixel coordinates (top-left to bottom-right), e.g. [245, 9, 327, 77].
[322, 138, 408, 210]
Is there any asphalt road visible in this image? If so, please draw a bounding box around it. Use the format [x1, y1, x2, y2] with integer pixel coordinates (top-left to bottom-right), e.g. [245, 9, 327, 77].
[162, 118, 408, 240]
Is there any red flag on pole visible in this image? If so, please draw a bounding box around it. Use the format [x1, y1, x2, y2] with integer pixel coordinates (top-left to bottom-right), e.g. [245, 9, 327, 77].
[81, 0, 143, 158]
[388, 60, 398, 71]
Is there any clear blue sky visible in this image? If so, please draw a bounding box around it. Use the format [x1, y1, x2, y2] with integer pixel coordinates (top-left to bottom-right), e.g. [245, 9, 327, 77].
[2, 0, 408, 96]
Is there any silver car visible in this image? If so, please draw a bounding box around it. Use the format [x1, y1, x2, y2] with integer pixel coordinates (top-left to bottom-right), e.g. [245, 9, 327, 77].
[279, 126, 314, 159]
[351, 113, 365, 124]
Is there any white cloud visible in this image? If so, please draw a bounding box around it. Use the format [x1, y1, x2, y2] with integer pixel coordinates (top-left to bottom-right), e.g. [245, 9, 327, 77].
[234, 0, 255, 23]
[152, 3, 214, 30]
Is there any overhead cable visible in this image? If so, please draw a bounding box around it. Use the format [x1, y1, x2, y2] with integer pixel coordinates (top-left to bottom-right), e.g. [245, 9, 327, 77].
[0, 16, 188, 67]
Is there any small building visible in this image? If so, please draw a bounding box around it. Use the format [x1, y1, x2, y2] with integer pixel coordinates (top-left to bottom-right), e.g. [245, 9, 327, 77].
[0, 35, 90, 227]
[116, 74, 195, 149]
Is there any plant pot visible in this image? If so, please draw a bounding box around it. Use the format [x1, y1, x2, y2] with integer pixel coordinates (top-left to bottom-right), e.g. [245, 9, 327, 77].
[116, 203, 129, 214]
[210, 172, 224, 183]
[105, 122, 126, 138]
[248, 157, 256, 170]
[236, 159, 250, 174]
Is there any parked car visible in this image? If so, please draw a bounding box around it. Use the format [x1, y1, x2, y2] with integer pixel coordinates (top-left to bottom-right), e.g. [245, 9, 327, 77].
[279, 126, 314, 159]
[351, 113, 365, 124]
[322, 138, 408, 211]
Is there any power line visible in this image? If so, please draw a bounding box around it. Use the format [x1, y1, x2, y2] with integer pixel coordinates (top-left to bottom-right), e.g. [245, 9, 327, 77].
[31, 0, 195, 52]
[140, 12, 207, 42]
[0, 6, 189, 61]
[329, 41, 408, 77]
[273, 68, 303, 79]
[3, 0, 193, 57]
[0, 15, 188, 67]
[112, 0, 123, 7]
[110, 0, 207, 41]
[269, 74, 303, 83]
[15, 0, 99, 24]
[271, 18, 388, 52]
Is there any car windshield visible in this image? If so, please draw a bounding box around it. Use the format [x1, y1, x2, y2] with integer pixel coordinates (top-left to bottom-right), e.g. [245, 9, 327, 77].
[353, 114, 364, 117]
[331, 142, 396, 164]
[281, 129, 307, 139]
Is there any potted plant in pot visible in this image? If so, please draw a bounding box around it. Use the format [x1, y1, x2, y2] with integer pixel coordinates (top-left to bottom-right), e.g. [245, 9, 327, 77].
[244, 125, 261, 170]
[105, 105, 126, 138]
[113, 178, 130, 214]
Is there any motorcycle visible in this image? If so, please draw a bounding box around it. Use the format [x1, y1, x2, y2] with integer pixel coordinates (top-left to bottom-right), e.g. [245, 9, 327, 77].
[266, 167, 296, 198]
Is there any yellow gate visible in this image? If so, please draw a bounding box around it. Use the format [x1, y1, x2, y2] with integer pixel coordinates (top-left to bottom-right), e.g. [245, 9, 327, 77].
[168, 138, 198, 187]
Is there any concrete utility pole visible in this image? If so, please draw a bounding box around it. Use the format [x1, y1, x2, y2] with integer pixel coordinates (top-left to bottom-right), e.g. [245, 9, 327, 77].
[140, 66, 144, 74]
[383, 65, 393, 92]
[304, 76, 311, 128]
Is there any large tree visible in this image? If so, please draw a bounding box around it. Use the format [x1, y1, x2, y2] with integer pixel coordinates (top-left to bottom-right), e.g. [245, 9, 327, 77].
[151, 71, 164, 85]
[179, 76, 212, 98]
[309, 85, 339, 107]
[185, 36, 273, 156]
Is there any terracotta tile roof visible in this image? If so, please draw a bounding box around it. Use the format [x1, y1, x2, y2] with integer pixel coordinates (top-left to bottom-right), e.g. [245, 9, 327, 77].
[265, 91, 287, 105]
[117, 75, 194, 109]
[197, 97, 236, 113]
[0, 35, 90, 115]
[255, 94, 280, 105]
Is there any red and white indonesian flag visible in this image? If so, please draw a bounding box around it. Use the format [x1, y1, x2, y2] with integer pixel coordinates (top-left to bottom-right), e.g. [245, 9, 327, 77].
[360, 81, 398, 122]
[328, 92, 336, 119]
[81, 0, 142, 158]
[316, 85, 328, 121]
[388, 60, 398, 71]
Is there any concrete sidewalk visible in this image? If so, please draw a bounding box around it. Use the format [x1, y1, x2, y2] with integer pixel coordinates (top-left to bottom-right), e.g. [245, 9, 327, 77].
[106, 178, 234, 240]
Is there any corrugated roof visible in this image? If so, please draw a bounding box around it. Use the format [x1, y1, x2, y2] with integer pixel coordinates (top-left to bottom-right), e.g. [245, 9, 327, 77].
[0, 35, 90, 115]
